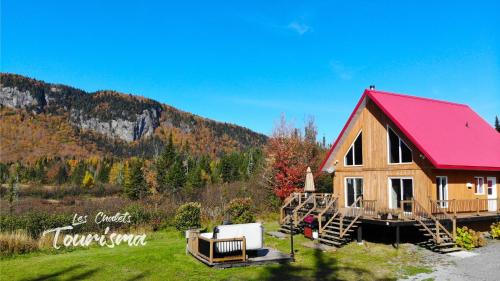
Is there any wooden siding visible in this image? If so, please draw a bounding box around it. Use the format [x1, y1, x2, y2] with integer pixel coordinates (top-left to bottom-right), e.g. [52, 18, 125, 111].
[330, 98, 500, 209]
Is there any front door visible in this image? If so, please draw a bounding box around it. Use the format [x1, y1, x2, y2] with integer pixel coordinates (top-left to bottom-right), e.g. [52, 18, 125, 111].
[389, 178, 413, 213]
[487, 177, 497, 212]
[436, 176, 448, 208]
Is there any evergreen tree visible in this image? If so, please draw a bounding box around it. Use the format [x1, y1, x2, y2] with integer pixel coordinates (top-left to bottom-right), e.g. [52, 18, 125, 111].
[71, 161, 86, 186]
[186, 162, 204, 191]
[495, 116, 500, 132]
[0, 163, 9, 184]
[165, 158, 186, 194]
[96, 160, 111, 183]
[156, 133, 177, 192]
[124, 159, 148, 200]
[55, 164, 68, 185]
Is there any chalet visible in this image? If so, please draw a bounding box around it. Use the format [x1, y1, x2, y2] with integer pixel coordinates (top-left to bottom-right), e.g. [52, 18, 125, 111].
[280, 88, 500, 253]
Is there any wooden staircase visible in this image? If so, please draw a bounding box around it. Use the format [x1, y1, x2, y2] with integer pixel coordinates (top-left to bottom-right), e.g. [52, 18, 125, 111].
[317, 197, 363, 247]
[410, 199, 459, 253]
[278, 193, 335, 234]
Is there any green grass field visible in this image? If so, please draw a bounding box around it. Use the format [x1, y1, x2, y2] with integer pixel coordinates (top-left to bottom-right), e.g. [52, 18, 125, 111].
[0, 222, 431, 281]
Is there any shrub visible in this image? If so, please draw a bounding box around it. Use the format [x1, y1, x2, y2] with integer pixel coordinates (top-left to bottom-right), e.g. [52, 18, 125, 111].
[0, 230, 38, 256]
[0, 213, 71, 239]
[125, 204, 151, 225]
[456, 226, 486, 250]
[174, 202, 201, 231]
[224, 197, 255, 224]
[491, 222, 500, 239]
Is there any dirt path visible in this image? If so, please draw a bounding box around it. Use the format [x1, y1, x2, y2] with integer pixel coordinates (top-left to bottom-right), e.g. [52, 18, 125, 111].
[408, 240, 500, 281]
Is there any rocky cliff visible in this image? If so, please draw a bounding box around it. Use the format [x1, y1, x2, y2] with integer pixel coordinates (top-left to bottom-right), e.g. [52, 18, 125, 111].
[0, 73, 267, 161]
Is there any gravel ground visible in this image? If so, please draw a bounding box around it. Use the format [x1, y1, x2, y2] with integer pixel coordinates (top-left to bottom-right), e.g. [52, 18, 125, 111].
[406, 239, 500, 281]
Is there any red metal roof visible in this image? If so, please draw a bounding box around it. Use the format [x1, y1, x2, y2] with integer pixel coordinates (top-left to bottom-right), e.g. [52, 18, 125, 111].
[319, 89, 500, 172]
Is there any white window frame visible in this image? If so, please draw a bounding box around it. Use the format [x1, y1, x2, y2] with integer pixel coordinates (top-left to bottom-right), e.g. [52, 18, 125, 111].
[436, 176, 448, 208]
[387, 177, 414, 209]
[344, 177, 363, 208]
[386, 125, 413, 165]
[474, 177, 485, 195]
[343, 130, 363, 167]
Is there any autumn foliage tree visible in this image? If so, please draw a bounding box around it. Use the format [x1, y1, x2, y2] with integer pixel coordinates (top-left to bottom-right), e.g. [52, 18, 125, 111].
[266, 115, 325, 200]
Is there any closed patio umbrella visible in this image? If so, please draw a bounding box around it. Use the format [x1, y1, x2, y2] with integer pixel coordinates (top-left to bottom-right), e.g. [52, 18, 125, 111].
[304, 166, 315, 192]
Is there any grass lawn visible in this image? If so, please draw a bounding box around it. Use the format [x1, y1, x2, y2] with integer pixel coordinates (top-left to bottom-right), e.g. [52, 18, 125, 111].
[0, 221, 432, 281]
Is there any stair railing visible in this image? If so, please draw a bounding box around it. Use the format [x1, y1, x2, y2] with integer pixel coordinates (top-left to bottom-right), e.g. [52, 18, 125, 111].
[429, 199, 456, 241]
[292, 195, 315, 226]
[340, 196, 364, 238]
[318, 197, 338, 234]
[280, 193, 299, 224]
[413, 199, 454, 244]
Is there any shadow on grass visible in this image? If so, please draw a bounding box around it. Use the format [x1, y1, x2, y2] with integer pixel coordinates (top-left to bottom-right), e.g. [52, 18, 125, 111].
[19, 264, 90, 281]
[260, 249, 397, 281]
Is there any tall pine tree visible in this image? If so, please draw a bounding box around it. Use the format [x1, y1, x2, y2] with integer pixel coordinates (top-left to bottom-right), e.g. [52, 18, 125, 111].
[495, 116, 500, 132]
[124, 159, 148, 200]
[156, 133, 176, 192]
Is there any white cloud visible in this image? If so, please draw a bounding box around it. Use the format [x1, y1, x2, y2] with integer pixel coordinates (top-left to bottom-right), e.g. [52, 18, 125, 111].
[287, 21, 311, 35]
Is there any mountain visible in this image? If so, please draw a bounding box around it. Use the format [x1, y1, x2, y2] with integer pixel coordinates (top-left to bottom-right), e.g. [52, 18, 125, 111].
[0, 73, 268, 163]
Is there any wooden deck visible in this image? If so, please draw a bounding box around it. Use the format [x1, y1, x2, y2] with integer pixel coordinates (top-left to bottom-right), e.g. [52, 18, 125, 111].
[190, 247, 293, 269]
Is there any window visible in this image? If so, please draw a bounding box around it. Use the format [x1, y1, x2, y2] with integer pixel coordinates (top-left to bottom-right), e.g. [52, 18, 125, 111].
[345, 177, 363, 207]
[389, 178, 413, 212]
[436, 176, 448, 208]
[387, 126, 412, 164]
[475, 177, 484, 194]
[344, 131, 362, 166]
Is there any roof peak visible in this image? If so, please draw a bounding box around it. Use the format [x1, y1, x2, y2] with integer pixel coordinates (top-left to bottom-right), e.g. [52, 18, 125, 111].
[365, 89, 468, 108]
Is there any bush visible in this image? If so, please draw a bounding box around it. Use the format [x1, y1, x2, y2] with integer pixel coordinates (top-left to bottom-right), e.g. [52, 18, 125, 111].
[0, 213, 71, 239]
[174, 202, 201, 231]
[0, 230, 38, 256]
[224, 198, 255, 224]
[456, 226, 486, 250]
[491, 222, 500, 239]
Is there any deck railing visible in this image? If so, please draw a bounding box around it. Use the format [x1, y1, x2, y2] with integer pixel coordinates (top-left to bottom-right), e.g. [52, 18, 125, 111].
[191, 234, 246, 263]
[430, 198, 500, 216]
[340, 196, 364, 238]
[361, 199, 377, 217]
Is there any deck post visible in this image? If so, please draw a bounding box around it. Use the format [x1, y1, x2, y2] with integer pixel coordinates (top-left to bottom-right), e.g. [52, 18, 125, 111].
[395, 225, 400, 249]
[209, 240, 214, 263]
[476, 198, 480, 216]
[453, 199, 457, 217]
[357, 224, 363, 244]
[242, 238, 247, 261]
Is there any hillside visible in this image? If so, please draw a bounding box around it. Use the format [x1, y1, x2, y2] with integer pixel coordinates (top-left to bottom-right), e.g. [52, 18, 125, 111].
[0, 73, 268, 163]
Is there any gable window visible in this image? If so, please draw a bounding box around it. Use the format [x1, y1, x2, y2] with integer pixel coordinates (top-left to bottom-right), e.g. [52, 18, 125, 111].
[344, 131, 362, 166]
[475, 177, 484, 195]
[387, 126, 412, 164]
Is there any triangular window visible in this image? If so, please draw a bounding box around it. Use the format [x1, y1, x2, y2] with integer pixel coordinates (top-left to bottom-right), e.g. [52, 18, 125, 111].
[345, 131, 362, 166]
[388, 126, 412, 164]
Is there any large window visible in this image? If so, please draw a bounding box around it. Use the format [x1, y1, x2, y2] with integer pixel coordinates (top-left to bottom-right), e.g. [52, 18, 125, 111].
[475, 177, 484, 195]
[387, 126, 412, 164]
[345, 177, 363, 207]
[389, 178, 413, 212]
[344, 131, 363, 166]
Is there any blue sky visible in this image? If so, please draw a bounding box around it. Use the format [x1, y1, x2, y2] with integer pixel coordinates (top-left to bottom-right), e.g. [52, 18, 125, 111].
[1, 1, 499, 142]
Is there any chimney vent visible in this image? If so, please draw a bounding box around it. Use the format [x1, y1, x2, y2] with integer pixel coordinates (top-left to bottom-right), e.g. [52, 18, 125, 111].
[369, 85, 375, 90]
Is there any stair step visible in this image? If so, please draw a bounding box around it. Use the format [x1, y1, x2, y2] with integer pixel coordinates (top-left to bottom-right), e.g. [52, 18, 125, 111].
[324, 226, 355, 232]
[318, 238, 342, 246]
[320, 233, 345, 240]
[435, 242, 456, 247]
[322, 230, 340, 236]
[439, 247, 461, 253]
